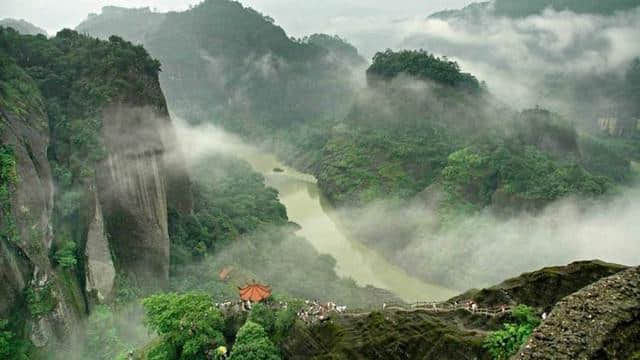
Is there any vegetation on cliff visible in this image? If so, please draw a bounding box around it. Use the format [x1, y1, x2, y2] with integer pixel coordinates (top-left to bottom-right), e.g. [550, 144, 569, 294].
[0, 145, 18, 244]
[483, 305, 540, 360]
[0, 25, 182, 354]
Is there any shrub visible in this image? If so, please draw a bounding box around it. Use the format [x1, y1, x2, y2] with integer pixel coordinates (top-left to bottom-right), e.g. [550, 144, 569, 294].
[25, 283, 57, 317]
[247, 303, 276, 335]
[54, 240, 77, 269]
[85, 305, 126, 360]
[483, 305, 540, 360]
[142, 293, 225, 360]
[229, 321, 280, 360]
[0, 320, 30, 360]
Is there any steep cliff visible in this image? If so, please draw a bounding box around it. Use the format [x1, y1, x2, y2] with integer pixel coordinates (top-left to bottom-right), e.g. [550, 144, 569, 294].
[0, 26, 192, 350]
[96, 104, 171, 289]
[0, 54, 82, 348]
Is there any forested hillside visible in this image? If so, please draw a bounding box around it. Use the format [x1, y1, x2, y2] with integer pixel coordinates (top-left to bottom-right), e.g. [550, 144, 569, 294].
[77, 0, 364, 138]
[0, 24, 394, 359]
[315, 50, 628, 208]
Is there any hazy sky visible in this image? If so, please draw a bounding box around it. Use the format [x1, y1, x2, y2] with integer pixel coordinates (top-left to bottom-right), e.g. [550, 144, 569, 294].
[0, 0, 472, 55]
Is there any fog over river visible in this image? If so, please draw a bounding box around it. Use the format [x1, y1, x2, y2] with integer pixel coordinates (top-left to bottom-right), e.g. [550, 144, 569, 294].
[175, 121, 457, 302]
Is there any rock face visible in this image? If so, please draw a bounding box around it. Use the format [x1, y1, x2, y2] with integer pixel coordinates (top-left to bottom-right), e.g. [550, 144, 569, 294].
[454, 260, 628, 310]
[281, 311, 489, 360]
[85, 190, 116, 303]
[279, 260, 633, 360]
[515, 266, 640, 359]
[0, 107, 82, 344]
[598, 117, 627, 137]
[0, 29, 193, 349]
[97, 105, 173, 289]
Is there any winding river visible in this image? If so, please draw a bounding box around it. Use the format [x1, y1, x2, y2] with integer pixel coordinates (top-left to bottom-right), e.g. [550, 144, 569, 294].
[177, 122, 457, 302]
[237, 148, 458, 302]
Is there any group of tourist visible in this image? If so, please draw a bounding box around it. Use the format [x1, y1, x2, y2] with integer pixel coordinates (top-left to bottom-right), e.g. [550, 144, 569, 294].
[297, 300, 347, 323]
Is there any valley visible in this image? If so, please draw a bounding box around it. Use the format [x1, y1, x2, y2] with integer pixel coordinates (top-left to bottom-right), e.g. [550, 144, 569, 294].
[208, 128, 458, 301]
[1, 0, 639, 359]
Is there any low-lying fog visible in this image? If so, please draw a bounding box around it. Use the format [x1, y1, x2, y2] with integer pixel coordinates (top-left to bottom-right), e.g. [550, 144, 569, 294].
[173, 120, 640, 292]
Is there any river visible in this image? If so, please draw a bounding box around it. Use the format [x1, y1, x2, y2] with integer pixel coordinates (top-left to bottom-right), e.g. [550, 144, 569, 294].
[237, 148, 458, 302]
[176, 122, 457, 302]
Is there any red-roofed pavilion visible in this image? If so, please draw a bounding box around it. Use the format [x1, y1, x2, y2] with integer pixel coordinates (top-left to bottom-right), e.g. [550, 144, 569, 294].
[238, 283, 272, 302]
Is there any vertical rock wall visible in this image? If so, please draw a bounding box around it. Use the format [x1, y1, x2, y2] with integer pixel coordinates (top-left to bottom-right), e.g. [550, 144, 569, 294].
[96, 105, 171, 289]
[0, 109, 83, 345]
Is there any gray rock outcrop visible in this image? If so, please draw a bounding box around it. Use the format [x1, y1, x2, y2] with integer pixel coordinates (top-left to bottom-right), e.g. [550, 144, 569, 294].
[515, 266, 640, 359]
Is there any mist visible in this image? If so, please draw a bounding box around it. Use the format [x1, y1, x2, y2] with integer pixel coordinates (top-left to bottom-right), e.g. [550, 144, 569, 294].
[338, 186, 640, 290]
[397, 8, 640, 114]
[170, 118, 639, 294]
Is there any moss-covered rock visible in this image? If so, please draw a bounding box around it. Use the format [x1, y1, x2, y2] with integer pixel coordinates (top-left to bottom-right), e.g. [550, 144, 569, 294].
[516, 266, 640, 359]
[281, 311, 489, 360]
[452, 260, 628, 310]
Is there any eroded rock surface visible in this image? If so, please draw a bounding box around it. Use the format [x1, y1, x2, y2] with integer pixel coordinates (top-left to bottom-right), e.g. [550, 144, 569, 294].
[85, 191, 116, 303]
[515, 266, 640, 359]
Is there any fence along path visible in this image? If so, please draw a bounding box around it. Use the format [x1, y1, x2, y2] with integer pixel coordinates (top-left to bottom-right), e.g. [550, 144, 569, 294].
[298, 300, 513, 324]
[363, 301, 512, 317]
[216, 299, 513, 324]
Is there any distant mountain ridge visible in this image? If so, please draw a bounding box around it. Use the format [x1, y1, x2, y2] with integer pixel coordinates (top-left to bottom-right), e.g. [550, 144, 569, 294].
[0, 18, 47, 36]
[430, 0, 640, 18]
[76, 0, 365, 135]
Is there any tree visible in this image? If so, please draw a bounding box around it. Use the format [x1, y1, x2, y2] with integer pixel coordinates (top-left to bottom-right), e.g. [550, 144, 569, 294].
[0, 320, 29, 360]
[54, 240, 78, 269]
[142, 293, 226, 360]
[483, 305, 541, 360]
[85, 305, 126, 360]
[229, 321, 281, 360]
[247, 303, 276, 335]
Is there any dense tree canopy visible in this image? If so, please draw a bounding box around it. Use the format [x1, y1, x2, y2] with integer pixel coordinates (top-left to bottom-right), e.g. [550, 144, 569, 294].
[142, 293, 226, 360]
[367, 49, 482, 92]
[229, 321, 281, 360]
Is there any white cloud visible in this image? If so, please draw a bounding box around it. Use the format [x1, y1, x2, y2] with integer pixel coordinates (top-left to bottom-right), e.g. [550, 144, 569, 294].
[398, 8, 640, 110]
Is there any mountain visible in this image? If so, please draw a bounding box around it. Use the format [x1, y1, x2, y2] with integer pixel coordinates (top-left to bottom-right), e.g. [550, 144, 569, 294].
[76, 6, 165, 44]
[0, 26, 192, 353]
[430, 0, 640, 19]
[76, 1, 365, 138]
[0, 19, 47, 36]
